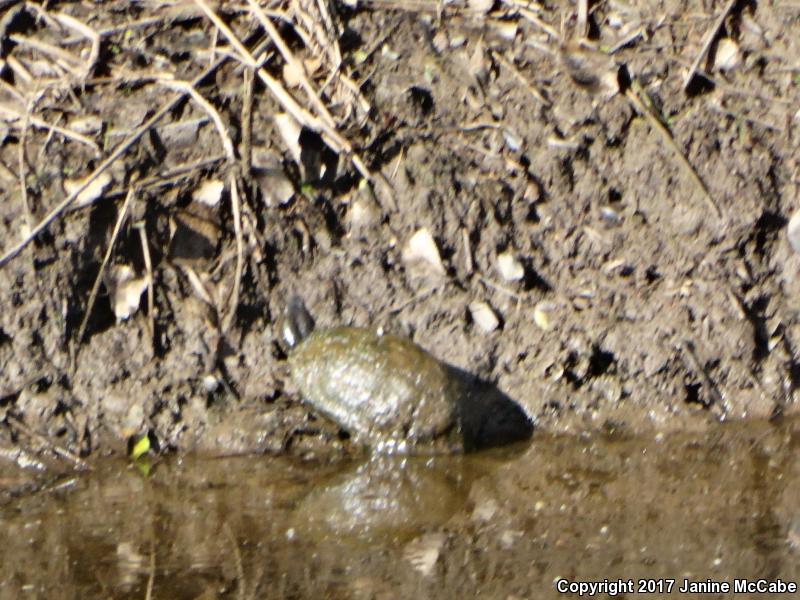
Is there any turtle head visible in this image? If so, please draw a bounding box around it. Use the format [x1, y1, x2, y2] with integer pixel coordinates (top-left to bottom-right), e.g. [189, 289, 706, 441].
[283, 295, 315, 349]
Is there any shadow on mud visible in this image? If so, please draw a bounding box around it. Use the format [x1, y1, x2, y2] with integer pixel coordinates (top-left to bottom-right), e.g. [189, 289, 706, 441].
[449, 365, 534, 452]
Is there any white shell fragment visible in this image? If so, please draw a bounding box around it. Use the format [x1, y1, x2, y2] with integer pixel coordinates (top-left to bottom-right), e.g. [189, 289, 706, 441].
[468, 0, 494, 14]
[787, 209, 800, 254]
[273, 112, 302, 163]
[469, 300, 499, 333]
[105, 265, 149, 321]
[533, 301, 556, 331]
[402, 228, 446, 276]
[65, 172, 112, 208]
[714, 38, 740, 72]
[192, 179, 224, 207]
[497, 251, 524, 281]
[404, 533, 446, 577]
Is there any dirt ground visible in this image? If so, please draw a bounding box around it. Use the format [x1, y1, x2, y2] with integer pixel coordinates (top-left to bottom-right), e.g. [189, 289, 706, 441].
[1, 0, 799, 467]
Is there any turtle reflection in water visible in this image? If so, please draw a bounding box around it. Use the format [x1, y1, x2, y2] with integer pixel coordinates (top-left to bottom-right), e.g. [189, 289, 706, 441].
[284, 297, 533, 453]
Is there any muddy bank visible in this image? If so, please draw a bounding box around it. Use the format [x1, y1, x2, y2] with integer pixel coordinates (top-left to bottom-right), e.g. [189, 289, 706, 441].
[0, 0, 799, 464]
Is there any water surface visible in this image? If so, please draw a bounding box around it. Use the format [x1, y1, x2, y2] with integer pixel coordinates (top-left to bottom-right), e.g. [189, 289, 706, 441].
[1, 418, 799, 599]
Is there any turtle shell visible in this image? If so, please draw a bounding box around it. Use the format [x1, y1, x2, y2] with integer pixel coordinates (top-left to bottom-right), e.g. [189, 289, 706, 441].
[288, 327, 463, 453]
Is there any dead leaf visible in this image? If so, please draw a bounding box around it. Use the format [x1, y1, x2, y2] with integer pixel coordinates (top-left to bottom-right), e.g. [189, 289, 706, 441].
[169, 201, 221, 268]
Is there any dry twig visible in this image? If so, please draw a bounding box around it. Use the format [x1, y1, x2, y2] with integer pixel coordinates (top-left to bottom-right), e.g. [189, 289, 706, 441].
[191, 0, 375, 183]
[144, 537, 156, 600]
[221, 175, 244, 334]
[576, 0, 588, 39]
[0, 56, 228, 267]
[6, 414, 89, 470]
[133, 221, 155, 350]
[241, 66, 254, 169]
[158, 78, 236, 162]
[0, 96, 101, 153]
[246, 0, 336, 129]
[224, 524, 246, 600]
[16, 100, 32, 233]
[625, 82, 722, 219]
[682, 0, 738, 92]
[680, 339, 729, 419]
[492, 50, 550, 106]
[75, 186, 137, 344]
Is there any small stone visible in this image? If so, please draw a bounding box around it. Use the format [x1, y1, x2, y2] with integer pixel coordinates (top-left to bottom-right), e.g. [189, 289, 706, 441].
[468, 0, 493, 13]
[402, 228, 446, 276]
[192, 179, 224, 207]
[381, 44, 400, 61]
[404, 533, 446, 576]
[497, 251, 524, 281]
[533, 302, 555, 330]
[469, 300, 499, 333]
[347, 183, 381, 234]
[493, 21, 518, 41]
[282, 61, 306, 88]
[252, 148, 294, 207]
[502, 128, 522, 152]
[104, 265, 148, 321]
[714, 38, 740, 72]
[158, 118, 205, 149]
[599, 205, 622, 227]
[432, 31, 449, 54]
[449, 35, 466, 49]
[472, 498, 498, 522]
[788, 209, 800, 253]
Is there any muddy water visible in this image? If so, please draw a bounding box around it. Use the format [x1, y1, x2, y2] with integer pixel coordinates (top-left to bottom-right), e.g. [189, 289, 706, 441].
[2, 418, 799, 600]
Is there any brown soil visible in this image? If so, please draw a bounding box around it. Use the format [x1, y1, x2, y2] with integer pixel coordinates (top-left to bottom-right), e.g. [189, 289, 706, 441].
[1, 0, 800, 466]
